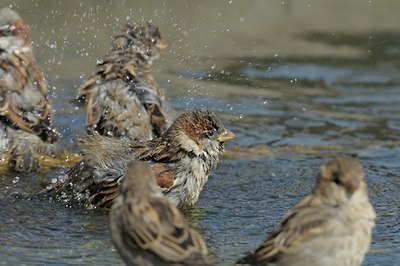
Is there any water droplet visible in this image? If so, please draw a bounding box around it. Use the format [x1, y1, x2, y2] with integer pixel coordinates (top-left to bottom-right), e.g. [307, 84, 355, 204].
[12, 176, 19, 184]
[59, 174, 68, 183]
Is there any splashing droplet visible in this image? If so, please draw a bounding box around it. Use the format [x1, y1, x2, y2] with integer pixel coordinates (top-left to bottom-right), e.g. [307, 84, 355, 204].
[13, 176, 19, 184]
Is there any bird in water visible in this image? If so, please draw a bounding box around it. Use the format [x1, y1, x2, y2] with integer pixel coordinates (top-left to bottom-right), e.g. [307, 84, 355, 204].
[0, 7, 58, 172]
[76, 22, 170, 142]
[110, 161, 214, 265]
[236, 158, 376, 266]
[46, 109, 235, 208]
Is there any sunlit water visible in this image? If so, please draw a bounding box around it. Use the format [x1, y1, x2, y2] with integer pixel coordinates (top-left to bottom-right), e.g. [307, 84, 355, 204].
[0, 1, 400, 265]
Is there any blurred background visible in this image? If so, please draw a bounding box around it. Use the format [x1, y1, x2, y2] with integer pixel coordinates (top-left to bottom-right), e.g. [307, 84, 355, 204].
[0, 1, 399, 265]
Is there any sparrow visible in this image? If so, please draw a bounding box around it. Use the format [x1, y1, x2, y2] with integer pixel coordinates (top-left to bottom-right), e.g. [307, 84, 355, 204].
[110, 161, 213, 266]
[0, 7, 58, 172]
[47, 109, 235, 208]
[236, 158, 376, 266]
[76, 23, 169, 142]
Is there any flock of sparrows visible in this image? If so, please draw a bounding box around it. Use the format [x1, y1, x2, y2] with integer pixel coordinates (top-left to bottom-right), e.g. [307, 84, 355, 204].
[0, 7, 376, 266]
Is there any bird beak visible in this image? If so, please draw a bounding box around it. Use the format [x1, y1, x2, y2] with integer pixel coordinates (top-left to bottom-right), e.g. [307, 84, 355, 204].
[217, 129, 235, 142]
[344, 180, 360, 194]
[157, 39, 169, 50]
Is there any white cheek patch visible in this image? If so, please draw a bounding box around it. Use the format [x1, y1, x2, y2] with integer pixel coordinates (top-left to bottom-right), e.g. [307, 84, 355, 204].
[198, 138, 221, 158]
[176, 131, 202, 156]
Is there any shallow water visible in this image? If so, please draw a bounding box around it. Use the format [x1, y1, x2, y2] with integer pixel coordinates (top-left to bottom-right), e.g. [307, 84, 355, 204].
[1, 1, 400, 265]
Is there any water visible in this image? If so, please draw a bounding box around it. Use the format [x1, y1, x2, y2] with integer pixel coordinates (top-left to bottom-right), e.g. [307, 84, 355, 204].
[0, 1, 399, 265]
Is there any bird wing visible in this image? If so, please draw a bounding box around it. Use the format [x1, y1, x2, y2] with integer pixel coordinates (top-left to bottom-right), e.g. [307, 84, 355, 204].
[129, 84, 167, 137]
[120, 198, 210, 264]
[48, 136, 179, 208]
[77, 50, 166, 138]
[0, 51, 57, 142]
[74, 134, 134, 207]
[238, 195, 340, 264]
[76, 56, 122, 131]
[88, 162, 176, 207]
[45, 135, 133, 207]
[76, 74, 100, 129]
[136, 140, 182, 163]
[151, 163, 176, 189]
[88, 174, 122, 207]
[84, 164, 175, 208]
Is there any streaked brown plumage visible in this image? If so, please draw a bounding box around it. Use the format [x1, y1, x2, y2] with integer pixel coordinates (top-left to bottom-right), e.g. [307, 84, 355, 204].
[110, 161, 213, 265]
[0, 7, 58, 172]
[76, 23, 169, 142]
[236, 158, 376, 266]
[47, 109, 235, 208]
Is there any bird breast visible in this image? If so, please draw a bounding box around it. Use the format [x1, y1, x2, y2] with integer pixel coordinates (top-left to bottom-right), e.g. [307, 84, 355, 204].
[169, 156, 211, 207]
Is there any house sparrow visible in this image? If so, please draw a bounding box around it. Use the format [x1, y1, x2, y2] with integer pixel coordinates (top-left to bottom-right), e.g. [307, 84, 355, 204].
[48, 109, 235, 208]
[76, 23, 169, 142]
[236, 158, 376, 266]
[0, 7, 58, 172]
[110, 161, 213, 266]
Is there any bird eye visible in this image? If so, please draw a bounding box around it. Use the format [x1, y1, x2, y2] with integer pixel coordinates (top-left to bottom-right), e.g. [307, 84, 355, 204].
[206, 128, 217, 137]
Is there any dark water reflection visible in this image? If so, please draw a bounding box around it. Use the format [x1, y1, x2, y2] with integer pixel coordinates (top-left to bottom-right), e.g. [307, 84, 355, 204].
[1, 0, 400, 265]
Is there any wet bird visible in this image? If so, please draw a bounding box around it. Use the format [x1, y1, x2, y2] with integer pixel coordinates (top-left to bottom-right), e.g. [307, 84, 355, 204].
[236, 158, 376, 266]
[76, 23, 169, 142]
[0, 7, 58, 172]
[48, 109, 235, 208]
[110, 161, 213, 266]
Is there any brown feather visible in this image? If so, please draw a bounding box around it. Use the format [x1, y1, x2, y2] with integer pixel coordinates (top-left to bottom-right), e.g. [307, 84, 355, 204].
[76, 23, 169, 141]
[110, 161, 212, 265]
[237, 158, 375, 265]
